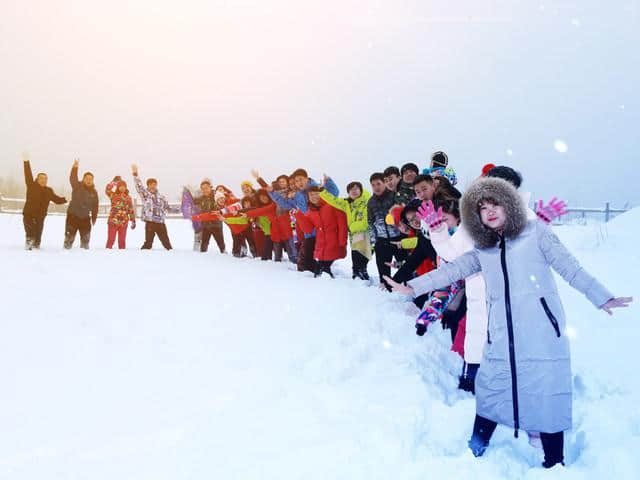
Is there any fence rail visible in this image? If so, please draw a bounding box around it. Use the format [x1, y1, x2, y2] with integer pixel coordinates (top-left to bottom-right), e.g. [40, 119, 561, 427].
[0, 195, 185, 218]
[0, 194, 630, 223]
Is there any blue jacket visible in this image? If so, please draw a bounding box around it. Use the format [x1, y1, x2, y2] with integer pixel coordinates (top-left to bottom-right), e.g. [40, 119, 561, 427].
[269, 178, 339, 238]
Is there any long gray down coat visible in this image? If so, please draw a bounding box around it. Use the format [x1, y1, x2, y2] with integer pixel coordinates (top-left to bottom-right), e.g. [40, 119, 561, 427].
[408, 177, 613, 434]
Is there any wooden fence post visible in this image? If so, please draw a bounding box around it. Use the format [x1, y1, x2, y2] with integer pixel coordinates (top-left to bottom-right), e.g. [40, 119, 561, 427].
[605, 202, 610, 222]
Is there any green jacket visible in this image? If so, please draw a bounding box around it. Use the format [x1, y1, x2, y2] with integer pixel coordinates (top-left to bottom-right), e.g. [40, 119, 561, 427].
[319, 189, 371, 233]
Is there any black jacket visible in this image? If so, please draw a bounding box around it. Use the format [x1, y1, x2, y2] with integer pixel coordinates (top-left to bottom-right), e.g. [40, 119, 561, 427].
[22, 161, 66, 218]
[194, 194, 222, 226]
[394, 181, 415, 206]
[367, 189, 400, 241]
[392, 231, 438, 284]
[67, 166, 99, 222]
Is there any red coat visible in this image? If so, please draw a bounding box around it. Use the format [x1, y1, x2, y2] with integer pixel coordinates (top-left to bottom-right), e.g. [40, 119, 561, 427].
[246, 203, 293, 243]
[296, 200, 348, 261]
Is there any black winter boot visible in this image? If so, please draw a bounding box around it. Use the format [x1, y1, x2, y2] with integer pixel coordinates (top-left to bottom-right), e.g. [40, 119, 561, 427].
[458, 363, 480, 394]
[468, 415, 497, 457]
[541, 432, 564, 468]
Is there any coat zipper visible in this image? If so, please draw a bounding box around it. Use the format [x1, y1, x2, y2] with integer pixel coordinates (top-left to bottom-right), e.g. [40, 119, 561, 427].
[499, 235, 519, 438]
[540, 297, 561, 337]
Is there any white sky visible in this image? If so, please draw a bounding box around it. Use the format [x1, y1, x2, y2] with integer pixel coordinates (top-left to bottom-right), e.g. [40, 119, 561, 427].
[1, 0, 638, 205]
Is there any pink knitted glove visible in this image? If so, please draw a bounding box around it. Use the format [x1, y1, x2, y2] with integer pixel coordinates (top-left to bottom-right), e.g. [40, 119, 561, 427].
[417, 200, 444, 230]
[536, 197, 569, 224]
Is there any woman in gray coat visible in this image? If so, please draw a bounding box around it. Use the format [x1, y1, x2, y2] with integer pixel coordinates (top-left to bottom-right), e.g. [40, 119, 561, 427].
[385, 177, 632, 468]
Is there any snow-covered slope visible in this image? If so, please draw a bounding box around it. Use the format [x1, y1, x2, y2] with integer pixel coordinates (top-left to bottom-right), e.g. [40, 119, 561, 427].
[0, 212, 637, 479]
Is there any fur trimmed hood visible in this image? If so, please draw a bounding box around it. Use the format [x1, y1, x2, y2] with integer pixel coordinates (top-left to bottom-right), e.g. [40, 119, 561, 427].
[461, 177, 528, 249]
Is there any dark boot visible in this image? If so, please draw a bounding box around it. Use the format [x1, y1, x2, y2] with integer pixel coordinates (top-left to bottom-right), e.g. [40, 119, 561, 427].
[458, 363, 480, 394]
[468, 415, 497, 457]
[541, 432, 564, 468]
[322, 262, 335, 279]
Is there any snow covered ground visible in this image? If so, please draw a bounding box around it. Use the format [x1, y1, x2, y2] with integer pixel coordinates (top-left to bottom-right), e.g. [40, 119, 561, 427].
[0, 211, 637, 479]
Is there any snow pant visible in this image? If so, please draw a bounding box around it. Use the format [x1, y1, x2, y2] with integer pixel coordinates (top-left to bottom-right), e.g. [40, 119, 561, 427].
[201, 222, 225, 253]
[470, 415, 564, 467]
[23, 214, 45, 248]
[374, 237, 401, 291]
[231, 230, 254, 257]
[296, 236, 316, 272]
[193, 230, 202, 251]
[261, 235, 273, 260]
[252, 227, 265, 258]
[273, 239, 297, 263]
[351, 250, 369, 278]
[64, 214, 92, 249]
[442, 292, 467, 342]
[314, 260, 335, 277]
[106, 222, 128, 249]
[141, 221, 172, 250]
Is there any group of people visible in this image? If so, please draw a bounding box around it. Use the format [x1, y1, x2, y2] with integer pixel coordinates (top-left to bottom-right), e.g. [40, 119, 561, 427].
[19, 151, 632, 469]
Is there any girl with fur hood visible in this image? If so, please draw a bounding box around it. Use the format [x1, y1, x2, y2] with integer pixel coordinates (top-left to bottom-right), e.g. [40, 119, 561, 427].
[384, 177, 632, 469]
[105, 177, 136, 249]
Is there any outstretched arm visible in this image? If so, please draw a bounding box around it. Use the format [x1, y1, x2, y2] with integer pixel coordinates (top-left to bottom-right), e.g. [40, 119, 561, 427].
[131, 164, 149, 199]
[23, 152, 34, 185]
[393, 250, 481, 298]
[323, 175, 340, 196]
[70, 159, 80, 188]
[536, 221, 618, 309]
[269, 191, 296, 210]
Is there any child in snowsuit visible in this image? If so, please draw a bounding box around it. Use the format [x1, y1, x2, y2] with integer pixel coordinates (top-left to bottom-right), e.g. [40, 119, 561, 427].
[319, 181, 372, 280]
[295, 179, 347, 278]
[131, 164, 173, 250]
[253, 171, 297, 263]
[245, 189, 277, 261]
[105, 177, 136, 249]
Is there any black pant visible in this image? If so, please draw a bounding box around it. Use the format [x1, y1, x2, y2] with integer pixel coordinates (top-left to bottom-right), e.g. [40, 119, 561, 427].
[351, 250, 369, 276]
[141, 221, 172, 250]
[261, 235, 274, 260]
[201, 223, 225, 253]
[374, 238, 401, 290]
[297, 236, 316, 272]
[273, 239, 297, 263]
[23, 215, 45, 248]
[64, 214, 92, 249]
[232, 230, 254, 257]
[470, 415, 564, 467]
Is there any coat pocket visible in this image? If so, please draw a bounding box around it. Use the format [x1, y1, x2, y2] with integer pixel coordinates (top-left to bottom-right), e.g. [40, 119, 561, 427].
[540, 297, 561, 337]
[486, 301, 493, 344]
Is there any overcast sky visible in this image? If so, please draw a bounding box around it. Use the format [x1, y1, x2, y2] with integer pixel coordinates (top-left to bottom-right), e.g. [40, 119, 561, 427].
[1, 0, 638, 205]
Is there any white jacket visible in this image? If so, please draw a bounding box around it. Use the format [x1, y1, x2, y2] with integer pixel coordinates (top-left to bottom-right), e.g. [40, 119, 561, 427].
[428, 223, 487, 364]
[424, 190, 536, 364]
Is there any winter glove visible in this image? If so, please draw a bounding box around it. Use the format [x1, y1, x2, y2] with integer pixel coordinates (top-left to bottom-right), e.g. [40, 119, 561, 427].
[417, 200, 444, 230]
[536, 197, 568, 224]
[415, 321, 427, 336]
[131, 220, 136, 230]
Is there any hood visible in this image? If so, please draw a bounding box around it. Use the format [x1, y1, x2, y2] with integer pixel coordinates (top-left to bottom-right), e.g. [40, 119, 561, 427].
[460, 177, 528, 249]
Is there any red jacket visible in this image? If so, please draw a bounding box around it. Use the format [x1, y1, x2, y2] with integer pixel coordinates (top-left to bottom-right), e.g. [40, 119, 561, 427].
[296, 200, 348, 261]
[246, 203, 294, 243]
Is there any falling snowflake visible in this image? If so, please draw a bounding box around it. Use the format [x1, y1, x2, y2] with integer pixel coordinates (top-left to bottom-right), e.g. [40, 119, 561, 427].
[571, 18, 581, 27]
[382, 340, 392, 350]
[506, 149, 513, 156]
[554, 140, 568, 153]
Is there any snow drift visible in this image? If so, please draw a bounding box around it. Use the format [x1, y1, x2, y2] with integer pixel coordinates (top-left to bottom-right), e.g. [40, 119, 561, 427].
[0, 211, 637, 479]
